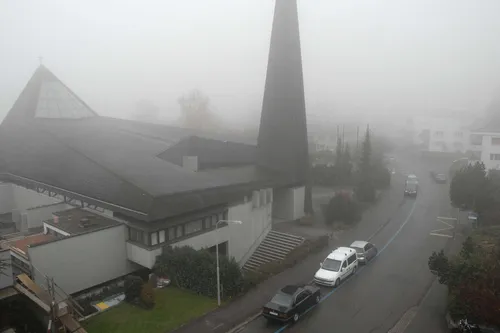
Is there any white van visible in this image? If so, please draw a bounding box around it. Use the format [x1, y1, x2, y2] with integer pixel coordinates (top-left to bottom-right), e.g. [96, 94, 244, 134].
[314, 247, 358, 287]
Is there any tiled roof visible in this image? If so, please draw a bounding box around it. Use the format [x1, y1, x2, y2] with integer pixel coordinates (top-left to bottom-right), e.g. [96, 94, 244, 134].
[7, 233, 57, 256]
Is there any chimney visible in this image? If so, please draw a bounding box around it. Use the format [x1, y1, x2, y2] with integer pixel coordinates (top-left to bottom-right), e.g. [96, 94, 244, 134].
[182, 156, 198, 172]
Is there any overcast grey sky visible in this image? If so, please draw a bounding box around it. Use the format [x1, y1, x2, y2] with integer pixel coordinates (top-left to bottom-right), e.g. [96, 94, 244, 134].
[1, 0, 500, 126]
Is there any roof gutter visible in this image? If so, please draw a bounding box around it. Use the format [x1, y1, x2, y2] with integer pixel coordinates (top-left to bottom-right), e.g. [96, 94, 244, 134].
[0, 173, 148, 218]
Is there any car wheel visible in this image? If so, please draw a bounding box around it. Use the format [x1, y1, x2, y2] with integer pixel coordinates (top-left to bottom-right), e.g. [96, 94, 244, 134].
[315, 295, 320, 304]
[334, 279, 340, 288]
[293, 313, 299, 323]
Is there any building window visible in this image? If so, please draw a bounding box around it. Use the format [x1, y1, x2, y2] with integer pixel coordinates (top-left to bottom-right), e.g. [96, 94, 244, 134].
[490, 154, 500, 161]
[159, 230, 165, 243]
[129, 228, 143, 243]
[260, 189, 266, 205]
[185, 220, 203, 235]
[267, 189, 273, 203]
[204, 217, 211, 229]
[151, 232, 158, 246]
[168, 227, 175, 240]
[211, 215, 218, 227]
[176, 225, 183, 238]
[434, 131, 444, 138]
[492, 137, 500, 145]
[454, 131, 463, 137]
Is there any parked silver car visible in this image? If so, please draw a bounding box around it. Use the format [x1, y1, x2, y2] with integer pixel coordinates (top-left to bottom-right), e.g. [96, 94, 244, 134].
[349, 241, 378, 264]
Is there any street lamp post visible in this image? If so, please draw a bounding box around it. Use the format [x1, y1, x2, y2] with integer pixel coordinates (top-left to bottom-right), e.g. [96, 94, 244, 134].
[215, 219, 242, 306]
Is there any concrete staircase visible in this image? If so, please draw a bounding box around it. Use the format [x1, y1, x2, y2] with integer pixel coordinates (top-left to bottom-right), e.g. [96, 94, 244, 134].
[243, 230, 305, 272]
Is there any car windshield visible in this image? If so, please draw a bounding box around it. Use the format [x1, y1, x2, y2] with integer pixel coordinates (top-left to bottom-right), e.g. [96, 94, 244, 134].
[406, 181, 418, 189]
[351, 246, 363, 253]
[270, 292, 293, 307]
[322, 258, 342, 271]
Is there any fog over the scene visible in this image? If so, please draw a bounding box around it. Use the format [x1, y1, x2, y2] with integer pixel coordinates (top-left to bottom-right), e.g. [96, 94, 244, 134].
[1, 0, 500, 128]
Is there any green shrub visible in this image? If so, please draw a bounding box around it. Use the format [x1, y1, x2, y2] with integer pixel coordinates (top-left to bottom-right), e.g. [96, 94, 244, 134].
[124, 275, 143, 303]
[154, 246, 244, 299]
[140, 283, 155, 309]
[325, 193, 362, 225]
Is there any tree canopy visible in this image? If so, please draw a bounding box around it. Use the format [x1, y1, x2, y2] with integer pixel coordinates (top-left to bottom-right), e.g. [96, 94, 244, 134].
[428, 235, 500, 325]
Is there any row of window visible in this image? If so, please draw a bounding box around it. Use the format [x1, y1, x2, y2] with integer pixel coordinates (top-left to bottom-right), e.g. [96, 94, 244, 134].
[490, 154, 500, 161]
[433, 131, 463, 138]
[129, 211, 228, 247]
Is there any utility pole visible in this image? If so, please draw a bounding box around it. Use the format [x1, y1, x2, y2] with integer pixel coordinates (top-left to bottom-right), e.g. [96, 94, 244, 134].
[342, 125, 345, 150]
[356, 126, 359, 149]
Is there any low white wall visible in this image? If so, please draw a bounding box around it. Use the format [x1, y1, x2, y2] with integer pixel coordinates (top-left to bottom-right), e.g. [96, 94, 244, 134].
[28, 225, 137, 295]
[126, 242, 162, 269]
[26, 203, 72, 230]
[12, 185, 62, 211]
[227, 196, 272, 263]
[0, 183, 15, 214]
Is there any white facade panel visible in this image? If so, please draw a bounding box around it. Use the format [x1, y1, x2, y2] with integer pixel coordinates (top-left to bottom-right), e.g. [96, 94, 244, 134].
[28, 225, 136, 295]
[272, 186, 305, 221]
[479, 134, 500, 171]
[126, 242, 162, 269]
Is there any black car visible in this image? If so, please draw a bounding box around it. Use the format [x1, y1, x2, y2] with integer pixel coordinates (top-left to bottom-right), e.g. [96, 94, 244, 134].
[262, 285, 321, 323]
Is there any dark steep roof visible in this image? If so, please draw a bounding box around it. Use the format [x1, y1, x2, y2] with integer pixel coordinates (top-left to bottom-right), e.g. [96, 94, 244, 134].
[158, 136, 256, 169]
[0, 66, 289, 222]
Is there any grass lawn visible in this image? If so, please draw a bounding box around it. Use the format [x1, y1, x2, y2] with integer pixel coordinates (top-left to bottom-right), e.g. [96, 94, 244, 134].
[84, 288, 217, 333]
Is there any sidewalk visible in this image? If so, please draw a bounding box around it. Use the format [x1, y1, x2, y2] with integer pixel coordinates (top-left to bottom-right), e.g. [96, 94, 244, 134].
[404, 223, 468, 333]
[172, 181, 406, 333]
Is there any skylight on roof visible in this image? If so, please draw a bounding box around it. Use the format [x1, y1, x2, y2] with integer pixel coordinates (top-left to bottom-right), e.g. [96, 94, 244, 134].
[35, 81, 96, 119]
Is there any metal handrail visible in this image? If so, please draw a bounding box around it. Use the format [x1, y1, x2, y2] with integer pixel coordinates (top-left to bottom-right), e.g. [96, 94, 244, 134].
[29, 264, 85, 316]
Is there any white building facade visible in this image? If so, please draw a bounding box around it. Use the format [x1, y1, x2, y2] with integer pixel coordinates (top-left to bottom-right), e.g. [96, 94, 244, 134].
[469, 131, 500, 171]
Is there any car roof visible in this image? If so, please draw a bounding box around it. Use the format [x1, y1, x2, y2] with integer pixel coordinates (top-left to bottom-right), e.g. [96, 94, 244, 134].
[350, 240, 368, 248]
[280, 285, 302, 296]
[327, 247, 356, 260]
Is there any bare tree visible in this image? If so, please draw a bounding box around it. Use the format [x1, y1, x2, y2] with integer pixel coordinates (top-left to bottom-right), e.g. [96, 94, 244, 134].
[178, 89, 217, 130]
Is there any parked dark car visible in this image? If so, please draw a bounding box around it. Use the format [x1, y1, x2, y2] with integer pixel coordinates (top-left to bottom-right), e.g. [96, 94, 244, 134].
[404, 180, 418, 197]
[262, 285, 321, 323]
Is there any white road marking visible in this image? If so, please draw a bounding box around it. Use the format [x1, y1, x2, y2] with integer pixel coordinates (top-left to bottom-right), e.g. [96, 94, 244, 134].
[429, 217, 455, 238]
[388, 306, 418, 333]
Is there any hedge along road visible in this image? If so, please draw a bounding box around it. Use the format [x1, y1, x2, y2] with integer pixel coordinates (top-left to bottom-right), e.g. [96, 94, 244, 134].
[236, 156, 455, 333]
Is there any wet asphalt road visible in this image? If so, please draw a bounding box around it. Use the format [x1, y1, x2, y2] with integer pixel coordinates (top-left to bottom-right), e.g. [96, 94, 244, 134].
[237, 151, 456, 333]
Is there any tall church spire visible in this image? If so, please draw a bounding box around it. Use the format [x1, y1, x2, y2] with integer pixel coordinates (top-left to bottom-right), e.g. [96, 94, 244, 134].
[257, 0, 312, 212]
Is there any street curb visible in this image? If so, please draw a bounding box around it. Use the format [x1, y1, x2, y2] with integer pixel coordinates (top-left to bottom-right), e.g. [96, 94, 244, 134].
[224, 279, 316, 333]
[225, 312, 261, 333]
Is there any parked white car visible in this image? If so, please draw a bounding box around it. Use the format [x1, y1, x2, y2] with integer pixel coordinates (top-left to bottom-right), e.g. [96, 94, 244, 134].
[314, 247, 358, 287]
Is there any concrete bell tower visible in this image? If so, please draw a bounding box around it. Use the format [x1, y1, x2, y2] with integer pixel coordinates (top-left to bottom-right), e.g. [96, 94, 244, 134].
[257, 0, 312, 213]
